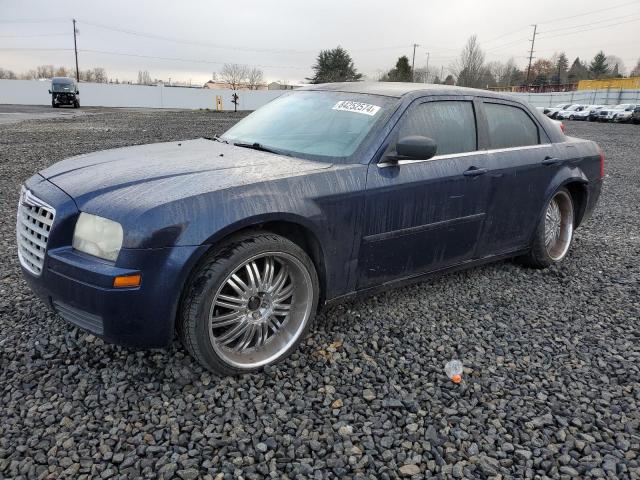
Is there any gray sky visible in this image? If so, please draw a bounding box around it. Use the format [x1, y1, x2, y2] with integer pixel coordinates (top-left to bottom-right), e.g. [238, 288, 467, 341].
[1, 0, 638, 84]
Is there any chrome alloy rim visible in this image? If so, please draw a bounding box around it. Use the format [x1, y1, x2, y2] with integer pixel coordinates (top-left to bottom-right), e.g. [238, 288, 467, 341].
[544, 191, 574, 261]
[208, 252, 313, 369]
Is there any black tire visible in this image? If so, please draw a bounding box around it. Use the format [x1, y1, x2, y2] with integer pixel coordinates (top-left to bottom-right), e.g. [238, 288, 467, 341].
[178, 231, 319, 376]
[74, 100, 80, 108]
[569, 115, 575, 120]
[52, 101, 58, 108]
[519, 187, 574, 269]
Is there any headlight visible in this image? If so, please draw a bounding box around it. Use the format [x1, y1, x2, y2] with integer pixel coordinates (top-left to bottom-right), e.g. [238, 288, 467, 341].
[72, 212, 123, 261]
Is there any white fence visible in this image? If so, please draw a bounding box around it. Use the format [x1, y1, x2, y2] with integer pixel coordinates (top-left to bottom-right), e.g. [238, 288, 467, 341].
[2, 79, 639, 111]
[510, 89, 640, 108]
[0, 79, 285, 110]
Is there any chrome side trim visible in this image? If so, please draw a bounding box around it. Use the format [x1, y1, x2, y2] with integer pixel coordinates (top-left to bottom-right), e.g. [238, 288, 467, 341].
[378, 143, 553, 168]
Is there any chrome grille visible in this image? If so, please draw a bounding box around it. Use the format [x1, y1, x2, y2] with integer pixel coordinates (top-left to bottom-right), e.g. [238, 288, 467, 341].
[17, 187, 56, 276]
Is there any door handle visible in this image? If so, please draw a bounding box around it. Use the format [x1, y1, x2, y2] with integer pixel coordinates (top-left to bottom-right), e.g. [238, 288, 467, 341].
[463, 166, 487, 177]
[542, 156, 561, 166]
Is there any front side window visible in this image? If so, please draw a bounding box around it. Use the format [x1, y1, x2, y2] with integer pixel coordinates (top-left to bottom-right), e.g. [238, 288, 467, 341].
[395, 100, 477, 156]
[484, 103, 539, 149]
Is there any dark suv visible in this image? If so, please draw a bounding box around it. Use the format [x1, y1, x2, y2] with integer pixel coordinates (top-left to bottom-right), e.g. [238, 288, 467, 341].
[49, 77, 80, 108]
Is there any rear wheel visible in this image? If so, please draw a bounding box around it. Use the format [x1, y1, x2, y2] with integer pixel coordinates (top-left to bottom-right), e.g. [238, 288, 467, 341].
[520, 188, 574, 268]
[179, 232, 319, 375]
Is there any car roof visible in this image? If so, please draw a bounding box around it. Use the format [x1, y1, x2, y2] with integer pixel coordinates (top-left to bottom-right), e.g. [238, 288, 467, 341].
[297, 81, 518, 101]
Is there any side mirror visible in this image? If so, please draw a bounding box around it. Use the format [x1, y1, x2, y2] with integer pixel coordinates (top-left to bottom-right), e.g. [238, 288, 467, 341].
[76, 90, 80, 94]
[48, 90, 52, 94]
[386, 136, 437, 163]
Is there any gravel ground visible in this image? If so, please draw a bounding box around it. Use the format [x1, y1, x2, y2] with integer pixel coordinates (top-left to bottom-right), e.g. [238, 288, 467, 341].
[1, 110, 639, 480]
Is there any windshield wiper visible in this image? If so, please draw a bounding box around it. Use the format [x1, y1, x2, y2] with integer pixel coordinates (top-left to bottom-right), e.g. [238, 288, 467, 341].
[233, 142, 284, 155]
[203, 135, 228, 143]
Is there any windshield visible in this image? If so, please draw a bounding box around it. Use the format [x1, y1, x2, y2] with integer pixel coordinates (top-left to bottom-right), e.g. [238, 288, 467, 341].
[52, 82, 75, 93]
[567, 105, 581, 111]
[221, 90, 396, 162]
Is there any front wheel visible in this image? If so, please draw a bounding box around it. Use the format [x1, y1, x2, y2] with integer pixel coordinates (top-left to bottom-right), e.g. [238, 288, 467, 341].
[179, 232, 319, 375]
[520, 188, 574, 268]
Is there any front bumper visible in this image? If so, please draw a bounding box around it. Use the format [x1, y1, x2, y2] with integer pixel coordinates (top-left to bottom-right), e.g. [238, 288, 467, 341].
[52, 93, 77, 105]
[23, 244, 205, 347]
[18, 175, 208, 347]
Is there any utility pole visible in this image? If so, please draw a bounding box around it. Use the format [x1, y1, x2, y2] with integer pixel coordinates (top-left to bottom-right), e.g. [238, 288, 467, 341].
[525, 24, 537, 85]
[424, 52, 430, 83]
[72, 19, 79, 82]
[411, 43, 420, 82]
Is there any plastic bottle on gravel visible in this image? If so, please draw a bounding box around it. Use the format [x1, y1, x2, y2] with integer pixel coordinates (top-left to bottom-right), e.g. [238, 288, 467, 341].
[445, 360, 463, 384]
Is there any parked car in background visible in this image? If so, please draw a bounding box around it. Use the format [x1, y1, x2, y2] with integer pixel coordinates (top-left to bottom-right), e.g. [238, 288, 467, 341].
[633, 106, 640, 124]
[544, 103, 572, 119]
[587, 106, 605, 122]
[600, 104, 635, 122]
[556, 104, 587, 120]
[613, 104, 639, 123]
[49, 77, 80, 108]
[17, 83, 604, 375]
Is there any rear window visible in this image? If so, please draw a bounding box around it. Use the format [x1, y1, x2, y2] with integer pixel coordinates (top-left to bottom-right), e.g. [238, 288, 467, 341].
[396, 100, 477, 156]
[484, 103, 539, 149]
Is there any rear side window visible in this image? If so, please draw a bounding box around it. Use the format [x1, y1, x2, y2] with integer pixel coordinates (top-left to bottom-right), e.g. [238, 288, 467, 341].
[396, 101, 477, 155]
[484, 103, 539, 149]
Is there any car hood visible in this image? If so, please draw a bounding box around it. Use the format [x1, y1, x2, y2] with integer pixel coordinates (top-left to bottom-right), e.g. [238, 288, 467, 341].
[40, 138, 333, 213]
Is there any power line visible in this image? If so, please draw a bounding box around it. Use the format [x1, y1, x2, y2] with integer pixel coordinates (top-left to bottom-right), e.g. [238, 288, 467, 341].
[538, 16, 640, 40]
[0, 33, 67, 38]
[480, 0, 638, 46]
[0, 19, 68, 24]
[540, 13, 640, 35]
[535, 0, 639, 25]
[79, 49, 310, 71]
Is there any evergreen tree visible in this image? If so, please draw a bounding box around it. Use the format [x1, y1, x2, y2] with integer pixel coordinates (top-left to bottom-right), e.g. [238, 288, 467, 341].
[567, 57, 589, 83]
[555, 53, 569, 83]
[384, 56, 413, 82]
[308, 46, 362, 84]
[589, 51, 610, 79]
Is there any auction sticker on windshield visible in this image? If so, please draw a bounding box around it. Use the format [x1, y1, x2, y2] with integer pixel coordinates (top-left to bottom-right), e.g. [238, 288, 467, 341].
[333, 100, 381, 116]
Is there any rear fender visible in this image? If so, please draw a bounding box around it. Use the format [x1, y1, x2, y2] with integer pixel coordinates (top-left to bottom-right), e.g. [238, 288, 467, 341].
[532, 166, 589, 243]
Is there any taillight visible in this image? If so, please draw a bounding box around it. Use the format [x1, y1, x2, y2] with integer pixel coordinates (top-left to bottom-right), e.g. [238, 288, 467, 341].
[560, 122, 566, 133]
[599, 149, 605, 179]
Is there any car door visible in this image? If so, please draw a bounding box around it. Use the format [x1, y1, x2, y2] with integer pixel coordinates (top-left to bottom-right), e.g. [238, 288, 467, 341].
[356, 97, 493, 289]
[475, 99, 561, 256]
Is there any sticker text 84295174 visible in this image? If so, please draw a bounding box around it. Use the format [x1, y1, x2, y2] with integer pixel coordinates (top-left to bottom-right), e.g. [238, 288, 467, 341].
[332, 100, 381, 116]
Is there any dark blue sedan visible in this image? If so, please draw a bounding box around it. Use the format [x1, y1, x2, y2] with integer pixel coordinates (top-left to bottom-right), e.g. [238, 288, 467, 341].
[17, 83, 603, 375]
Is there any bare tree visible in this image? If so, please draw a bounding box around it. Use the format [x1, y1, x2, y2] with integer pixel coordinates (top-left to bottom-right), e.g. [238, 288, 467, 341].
[137, 70, 152, 85]
[605, 55, 626, 77]
[451, 35, 486, 88]
[92, 68, 107, 83]
[246, 67, 264, 90]
[221, 63, 248, 90]
[54, 66, 70, 77]
[0, 68, 17, 79]
[35, 65, 55, 79]
[20, 69, 37, 80]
